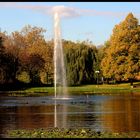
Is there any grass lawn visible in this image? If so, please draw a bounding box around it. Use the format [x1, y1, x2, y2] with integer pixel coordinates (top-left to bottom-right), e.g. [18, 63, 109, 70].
[5, 82, 140, 96]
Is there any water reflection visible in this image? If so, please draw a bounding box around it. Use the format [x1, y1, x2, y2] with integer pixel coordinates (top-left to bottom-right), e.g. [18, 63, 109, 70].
[54, 100, 68, 128]
[1, 94, 140, 137]
[101, 95, 140, 132]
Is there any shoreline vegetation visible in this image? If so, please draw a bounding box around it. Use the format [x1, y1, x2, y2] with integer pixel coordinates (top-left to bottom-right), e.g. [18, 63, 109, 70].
[0, 82, 140, 97]
[7, 128, 140, 138]
[0, 13, 139, 97]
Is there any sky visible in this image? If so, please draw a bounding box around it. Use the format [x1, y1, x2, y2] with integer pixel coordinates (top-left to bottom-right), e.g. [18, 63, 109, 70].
[0, 2, 140, 46]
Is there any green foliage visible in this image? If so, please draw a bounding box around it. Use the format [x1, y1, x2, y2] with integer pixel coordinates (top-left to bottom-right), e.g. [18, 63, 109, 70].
[8, 128, 140, 138]
[64, 40, 97, 86]
[16, 71, 30, 83]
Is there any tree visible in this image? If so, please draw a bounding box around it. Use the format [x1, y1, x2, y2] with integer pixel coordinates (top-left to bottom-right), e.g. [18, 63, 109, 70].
[4, 34, 22, 83]
[0, 26, 54, 85]
[21, 25, 53, 84]
[0, 36, 6, 84]
[96, 43, 109, 84]
[101, 13, 140, 85]
[64, 40, 97, 86]
[25, 53, 45, 85]
[0, 34, 19, 84]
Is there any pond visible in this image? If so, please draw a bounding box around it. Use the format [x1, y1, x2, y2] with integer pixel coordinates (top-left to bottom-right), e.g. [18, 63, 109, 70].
[0, 93, 140, 137]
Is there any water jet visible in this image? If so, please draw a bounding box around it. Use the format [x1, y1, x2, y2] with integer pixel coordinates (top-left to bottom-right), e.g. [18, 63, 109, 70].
[53, 12, 68, 100]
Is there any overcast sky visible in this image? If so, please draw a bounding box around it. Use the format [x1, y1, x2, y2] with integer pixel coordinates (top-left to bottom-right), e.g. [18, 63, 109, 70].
[0, 2, 140, 46]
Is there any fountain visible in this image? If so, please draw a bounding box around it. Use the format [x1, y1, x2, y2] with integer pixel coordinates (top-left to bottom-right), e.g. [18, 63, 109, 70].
[53, 12, 69, 100]
[53, 11, 72, 128]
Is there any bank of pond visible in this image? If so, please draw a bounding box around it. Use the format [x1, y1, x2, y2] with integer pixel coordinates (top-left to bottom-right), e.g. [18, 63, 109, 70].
[0, 82, 139, 97]
[7, 128, 140, 138]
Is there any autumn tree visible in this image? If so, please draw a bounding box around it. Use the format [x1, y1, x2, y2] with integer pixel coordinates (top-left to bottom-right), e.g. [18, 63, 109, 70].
[0, 33, 20, 84]
[0, 36, 6, 84]
[44, 40, 53, 84]
[101, 13, 140, 85]
[20, 25, 53, 84]
[4, 33, 23, 83]
[24, 53, 45, 84]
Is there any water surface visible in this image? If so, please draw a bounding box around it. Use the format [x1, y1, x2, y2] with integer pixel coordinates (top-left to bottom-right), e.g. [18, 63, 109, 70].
[0, 93, 140, 137]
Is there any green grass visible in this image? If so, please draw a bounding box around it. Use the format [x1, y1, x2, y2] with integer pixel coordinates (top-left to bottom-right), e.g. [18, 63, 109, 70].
[6, 82, 140, 96]
[7, 128, 140, 138]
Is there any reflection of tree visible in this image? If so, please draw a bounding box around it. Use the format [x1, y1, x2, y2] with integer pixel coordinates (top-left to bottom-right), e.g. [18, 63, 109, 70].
[100, 96, 140, 132]
[0, 107, 17, 137]
[0, 104, 70, 133]
[16, 105, 54, 129]
[56, 103, 99, 129]
[2, 96, 140, 135]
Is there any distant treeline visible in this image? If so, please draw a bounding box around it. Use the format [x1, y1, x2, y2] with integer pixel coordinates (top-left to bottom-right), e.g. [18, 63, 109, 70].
[0, 12, 139, 86]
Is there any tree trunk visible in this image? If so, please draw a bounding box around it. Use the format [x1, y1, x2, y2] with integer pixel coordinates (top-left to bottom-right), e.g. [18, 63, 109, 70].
[130, 79, 134, 88]
[29, 71, 41, 85]
[107, 78, 109, 84]
[46, 72, 48, 84]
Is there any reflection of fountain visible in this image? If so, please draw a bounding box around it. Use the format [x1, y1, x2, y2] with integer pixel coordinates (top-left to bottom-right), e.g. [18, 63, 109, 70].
[54, 100, 67, 128]
[54, 12, 68, 99]
[54, 100, 57, 127]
